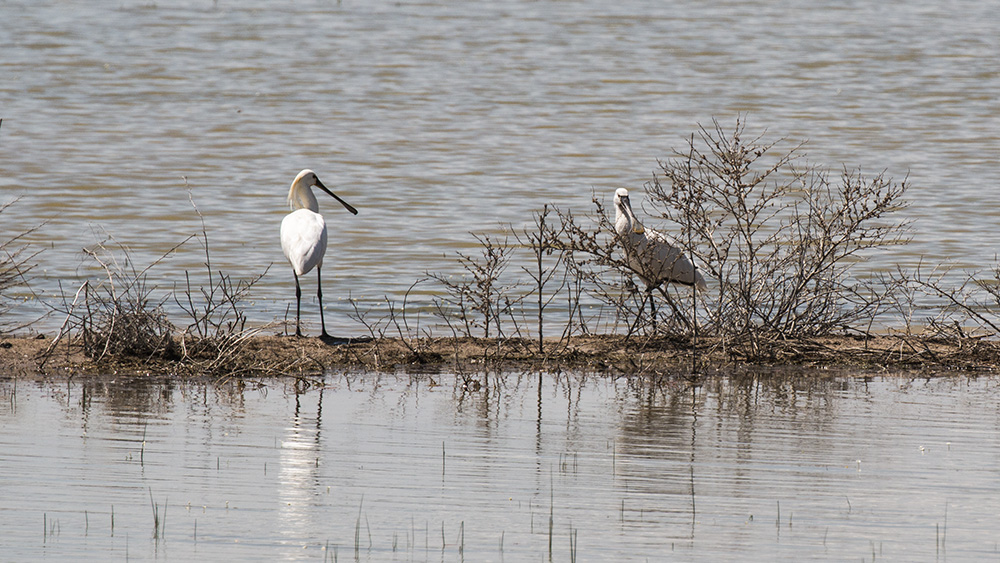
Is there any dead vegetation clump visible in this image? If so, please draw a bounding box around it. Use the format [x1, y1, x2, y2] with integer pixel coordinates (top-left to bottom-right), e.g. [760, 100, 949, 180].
[1, 198, 42, 334]
[437, 118, 913, 364]
[72, 240, 178, 362]
[646, 120, 910, 350]
[36, 188, 289, 377]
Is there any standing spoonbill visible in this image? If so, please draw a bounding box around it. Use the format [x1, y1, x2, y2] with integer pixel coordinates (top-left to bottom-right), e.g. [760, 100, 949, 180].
[280, 169, 358, 338]
[613, 187, 707, 322]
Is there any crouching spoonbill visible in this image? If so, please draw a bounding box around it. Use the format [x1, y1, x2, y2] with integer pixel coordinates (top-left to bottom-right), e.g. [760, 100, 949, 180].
[280, 169, 358, 338]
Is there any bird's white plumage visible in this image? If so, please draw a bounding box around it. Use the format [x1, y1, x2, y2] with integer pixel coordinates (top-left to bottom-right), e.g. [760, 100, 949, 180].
[280, 208, 327, 276]
[613, 187, 707, 291]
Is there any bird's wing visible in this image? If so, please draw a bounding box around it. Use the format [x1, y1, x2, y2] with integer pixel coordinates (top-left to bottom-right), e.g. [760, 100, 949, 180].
[639, 228, 706, 289]
[280, 209, 328, 276]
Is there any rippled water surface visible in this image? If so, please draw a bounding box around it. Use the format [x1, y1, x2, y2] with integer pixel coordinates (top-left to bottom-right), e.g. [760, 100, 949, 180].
[2, 0, 999, 334]
[2, 372, 1000, 561]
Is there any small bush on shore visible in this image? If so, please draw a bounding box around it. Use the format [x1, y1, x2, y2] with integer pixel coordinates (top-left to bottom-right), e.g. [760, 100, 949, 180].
[76, 239, 178, 362]
[40, 191, 278, 376]
[642, 118, 911, 357]
[1, 199, 41, 334]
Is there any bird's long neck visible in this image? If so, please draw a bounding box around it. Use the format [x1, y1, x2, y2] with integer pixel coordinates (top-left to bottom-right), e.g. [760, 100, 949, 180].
[615, 201, 630, 235]
[288, 182, 319, 212]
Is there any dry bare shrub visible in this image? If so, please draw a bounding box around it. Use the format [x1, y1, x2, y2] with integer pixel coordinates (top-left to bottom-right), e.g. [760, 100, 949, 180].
[899, 262, 1000, 339]
[171, 186, 276, 374]
[512, 204, 572, 354]
[43, 186, 278, 375]
[543, 119, 911, 356]
[645, 118, 911, 357]
[1, 198, 42, 333]
[429, 233, 522, 340]
[75, 238, 178, 362]
[348, 281, 437, 367]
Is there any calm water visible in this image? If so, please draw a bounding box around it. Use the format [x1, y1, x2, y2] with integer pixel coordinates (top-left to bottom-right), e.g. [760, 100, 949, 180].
[2, 372, 1000, 561]
[2, 0, 999, 335]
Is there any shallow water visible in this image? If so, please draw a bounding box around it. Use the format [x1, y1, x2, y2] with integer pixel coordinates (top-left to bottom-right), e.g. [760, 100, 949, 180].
[2, 372, 999, 561]
[2, 0, 999, 335]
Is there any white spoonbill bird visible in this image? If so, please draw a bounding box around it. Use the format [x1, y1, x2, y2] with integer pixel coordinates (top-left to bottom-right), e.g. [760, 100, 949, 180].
[280, 169, 358, 338]
[613, 188, 706, 319]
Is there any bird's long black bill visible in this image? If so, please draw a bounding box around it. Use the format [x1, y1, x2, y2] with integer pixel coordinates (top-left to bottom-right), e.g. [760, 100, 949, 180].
[315, 178, 359, 215]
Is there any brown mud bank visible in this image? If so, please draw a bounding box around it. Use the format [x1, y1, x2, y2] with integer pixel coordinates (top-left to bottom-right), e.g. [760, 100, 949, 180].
[3, 332, 1000, 378]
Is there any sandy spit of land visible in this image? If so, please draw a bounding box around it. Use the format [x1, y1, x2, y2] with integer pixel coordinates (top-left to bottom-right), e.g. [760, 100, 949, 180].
[3, 331, 1000, 379]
